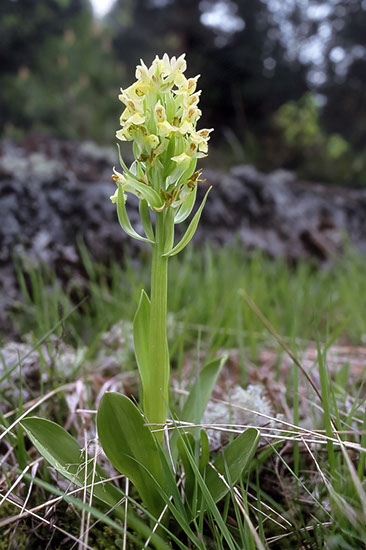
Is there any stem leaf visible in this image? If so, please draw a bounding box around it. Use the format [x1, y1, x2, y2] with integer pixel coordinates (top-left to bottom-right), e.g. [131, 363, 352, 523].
[117, 183, 154, 244]
[21, 417, 124, 511]
[162, 187, 211, 257]
[97, 392, 166, 517]
[139, 199, 155, 241]
[174, 185, 197, 225]
[133, 289, 151, 399]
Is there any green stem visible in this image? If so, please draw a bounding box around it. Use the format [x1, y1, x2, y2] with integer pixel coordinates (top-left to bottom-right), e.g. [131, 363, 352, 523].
[144, 208, 174, 442]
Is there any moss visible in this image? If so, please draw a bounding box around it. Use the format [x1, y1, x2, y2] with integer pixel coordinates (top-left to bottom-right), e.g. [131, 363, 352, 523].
[0, 501, 120, 549]
[90, 524, 124, 549]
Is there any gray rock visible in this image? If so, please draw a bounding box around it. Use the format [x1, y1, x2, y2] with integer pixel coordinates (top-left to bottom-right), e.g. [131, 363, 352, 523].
[1, 137, 366, 333]
[0, 337, 85, 407]
[197, 166, 366, 260]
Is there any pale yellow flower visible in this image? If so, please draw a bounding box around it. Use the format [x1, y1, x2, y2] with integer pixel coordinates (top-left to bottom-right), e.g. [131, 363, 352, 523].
[110, 188, 118, 203]
[158, 121, 177, 139]
[154, 100, 167, 123]
[113, 53, 213, 209]
[177, 119, 193, 135]
[171, 152, 191, 164]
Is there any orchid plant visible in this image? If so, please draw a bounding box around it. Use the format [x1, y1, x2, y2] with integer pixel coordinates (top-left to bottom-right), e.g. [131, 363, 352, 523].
[21, 54, 259, 542]
[109, 53, 213, 438]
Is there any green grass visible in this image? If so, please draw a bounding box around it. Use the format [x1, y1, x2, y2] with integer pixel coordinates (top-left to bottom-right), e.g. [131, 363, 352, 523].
[1, 242, 366, 549]
[12, 242, 366, 354]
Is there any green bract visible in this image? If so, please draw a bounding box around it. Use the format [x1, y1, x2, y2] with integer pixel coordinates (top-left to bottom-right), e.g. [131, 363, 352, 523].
[110, 53, 213, 211]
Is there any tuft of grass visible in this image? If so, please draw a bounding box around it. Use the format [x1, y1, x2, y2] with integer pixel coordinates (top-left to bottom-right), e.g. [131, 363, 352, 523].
[12, 242, 366, 356]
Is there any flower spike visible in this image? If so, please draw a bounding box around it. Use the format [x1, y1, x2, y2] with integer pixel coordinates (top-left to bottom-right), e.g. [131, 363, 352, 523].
[111, 53, 213, 212]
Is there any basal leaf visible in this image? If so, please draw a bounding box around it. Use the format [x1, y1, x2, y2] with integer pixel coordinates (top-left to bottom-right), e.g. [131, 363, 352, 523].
[180, 356, 227, 426]
[97, 392, 167, 517]
[21, 417, 172, 550]
[21, 417, 123, 511]
[170, 356, 227, 462]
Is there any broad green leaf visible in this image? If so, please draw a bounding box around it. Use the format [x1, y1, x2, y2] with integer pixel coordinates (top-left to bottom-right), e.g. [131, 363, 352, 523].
[117, 184, 154, 244]
[21, 417, 173, 550]
[174, 185, 197, 225]
[205, 427, 260, 503]
[117, 144, 163, 209]
[162, 187, 211, 257]
[180, 355, 227, 426]
[21, 417, 124, 511]
[170, 356, 227, 462]
[133, 289, 151, 399]
[139, 199, 155, 241]
[97, 392, 166, 517]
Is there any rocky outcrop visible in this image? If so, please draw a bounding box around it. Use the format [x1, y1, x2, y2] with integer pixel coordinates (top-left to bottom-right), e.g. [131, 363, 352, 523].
[1, 136, 366, 331]
[0, 137, 136, 332]
[199, 165, 366, 261]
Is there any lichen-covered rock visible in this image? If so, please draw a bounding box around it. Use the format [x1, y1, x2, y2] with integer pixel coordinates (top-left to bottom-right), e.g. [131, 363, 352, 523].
[198, 165, 366, 261]
[1, 136, 366, 332]
[0, 137, 140, 332]
[202, 384, 283, 450]
[0, 337, 85, 407]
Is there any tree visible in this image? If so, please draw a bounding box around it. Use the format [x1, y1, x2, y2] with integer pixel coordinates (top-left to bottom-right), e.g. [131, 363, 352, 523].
[320, 0, 366, 148]
[0, 0, 123, 140]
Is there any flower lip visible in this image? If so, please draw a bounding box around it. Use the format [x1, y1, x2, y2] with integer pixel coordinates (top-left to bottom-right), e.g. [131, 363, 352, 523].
[154, 100, 167, 123]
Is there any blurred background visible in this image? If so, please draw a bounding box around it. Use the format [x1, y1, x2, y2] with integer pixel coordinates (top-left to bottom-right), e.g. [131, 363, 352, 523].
[1, 0, 366, 185]
[1, 0, 366, 342]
